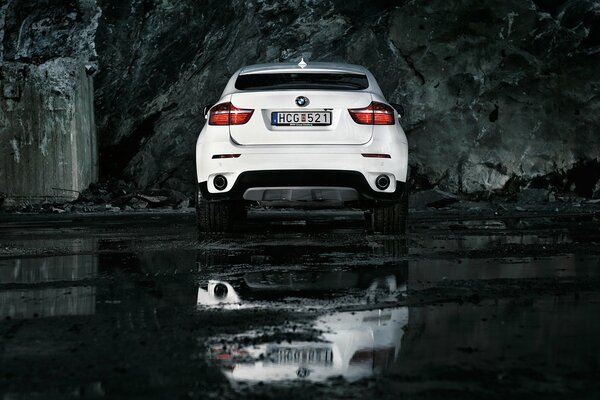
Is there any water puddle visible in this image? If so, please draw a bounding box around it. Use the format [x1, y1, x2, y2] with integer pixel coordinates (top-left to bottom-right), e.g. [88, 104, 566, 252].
[2, 230, 597, 319]
[0, 286, 96, 319]
[0, 254, 98, 319]
[0, 254, 98, 284]
[208, 293, 600, 385]
[409, 254, 600, 289]
[1, 212, 598, 398]
[415, 232, 573, 253]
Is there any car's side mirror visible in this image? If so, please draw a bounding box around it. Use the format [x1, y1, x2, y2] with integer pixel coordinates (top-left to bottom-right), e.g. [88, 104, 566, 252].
[390, 103, 405, 119]
[203, 104, 214, 119]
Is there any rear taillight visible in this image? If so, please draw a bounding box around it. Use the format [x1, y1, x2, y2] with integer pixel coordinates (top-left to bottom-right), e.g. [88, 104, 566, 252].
[348, 101, 395, 125]
[229, 103, 254, 125]
[208, 103, 230, 125]
[208, 102, 254, 125]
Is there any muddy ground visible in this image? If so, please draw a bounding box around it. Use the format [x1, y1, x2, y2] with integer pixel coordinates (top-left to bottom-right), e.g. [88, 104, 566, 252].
[1, 204, 599, 399]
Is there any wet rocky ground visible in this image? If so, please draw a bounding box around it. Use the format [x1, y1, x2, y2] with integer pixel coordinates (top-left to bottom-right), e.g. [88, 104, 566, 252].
[0, 203, 599, 399]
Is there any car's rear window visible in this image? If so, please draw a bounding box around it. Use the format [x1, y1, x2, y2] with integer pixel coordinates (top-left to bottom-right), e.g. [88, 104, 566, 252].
[235, 73, 369, 91]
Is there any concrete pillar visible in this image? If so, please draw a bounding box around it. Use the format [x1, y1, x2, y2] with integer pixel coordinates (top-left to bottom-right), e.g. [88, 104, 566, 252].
[0, 58, 98, 202]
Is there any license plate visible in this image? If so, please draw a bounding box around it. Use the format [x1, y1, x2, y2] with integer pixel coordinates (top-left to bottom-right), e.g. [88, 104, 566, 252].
[271, 112, 332, 126]
[266, 345, 334, 365]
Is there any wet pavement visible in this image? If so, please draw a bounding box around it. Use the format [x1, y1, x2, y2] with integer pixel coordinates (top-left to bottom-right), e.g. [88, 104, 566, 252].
[0, 206, 599, 399]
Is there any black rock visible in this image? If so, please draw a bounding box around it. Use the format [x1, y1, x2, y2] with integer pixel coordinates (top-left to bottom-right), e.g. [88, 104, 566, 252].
[411, 189, 459, 209]
[516, 188, 549, 204]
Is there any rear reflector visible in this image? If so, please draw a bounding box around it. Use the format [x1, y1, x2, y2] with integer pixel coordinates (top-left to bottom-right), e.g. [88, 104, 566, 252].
[362, 153, 391, 158]
[209, 102, 254, 125]
[348, 102, 395, 125]
[212, 154, 241, 159]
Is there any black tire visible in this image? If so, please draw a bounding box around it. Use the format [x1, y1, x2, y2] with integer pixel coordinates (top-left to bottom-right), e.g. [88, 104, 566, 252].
[368, 193, 408, 234]
[231, 201, 247, 222]
[196, 199, 233, 234]
[373, 236, 409, 257]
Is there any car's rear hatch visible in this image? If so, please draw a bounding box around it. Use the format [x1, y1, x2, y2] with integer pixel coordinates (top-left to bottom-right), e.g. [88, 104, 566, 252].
[229, 91, 373, 146]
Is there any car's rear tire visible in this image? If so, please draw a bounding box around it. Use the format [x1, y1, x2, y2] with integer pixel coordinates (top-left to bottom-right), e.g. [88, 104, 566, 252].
[231, 201, 248, 222]
[196, 199, 233, 234]
[367, 192, 408, 234]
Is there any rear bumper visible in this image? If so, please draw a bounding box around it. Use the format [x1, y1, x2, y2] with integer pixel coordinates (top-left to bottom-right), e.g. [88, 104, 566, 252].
[198, 170, 406, 203]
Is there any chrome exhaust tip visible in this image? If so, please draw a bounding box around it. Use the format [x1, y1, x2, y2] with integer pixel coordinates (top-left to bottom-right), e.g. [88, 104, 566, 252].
[213, 283, 229, 299]
[213, 175, 228, 191]
[375, 174, 390, 190]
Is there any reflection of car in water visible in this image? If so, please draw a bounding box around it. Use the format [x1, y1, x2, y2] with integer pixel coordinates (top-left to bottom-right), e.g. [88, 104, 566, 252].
[199, 263, 408, 382]
[209, 307, 408, 382]
[197, 281, 241, 306]
[197, 263, 407, 305]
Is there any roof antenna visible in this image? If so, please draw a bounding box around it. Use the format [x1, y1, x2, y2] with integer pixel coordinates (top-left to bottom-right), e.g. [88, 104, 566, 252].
[298, 57, 307, 69]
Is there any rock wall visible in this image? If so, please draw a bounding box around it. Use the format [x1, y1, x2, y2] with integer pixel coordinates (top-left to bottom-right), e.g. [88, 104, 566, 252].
[390, 0, 600, 194]
[93, 0, 600, 196]
[2, 0, 599, 200]
[0, 0, 99, 202]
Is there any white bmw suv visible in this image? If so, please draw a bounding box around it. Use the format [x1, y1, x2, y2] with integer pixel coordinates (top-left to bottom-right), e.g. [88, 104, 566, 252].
[195, 61, 408, 233]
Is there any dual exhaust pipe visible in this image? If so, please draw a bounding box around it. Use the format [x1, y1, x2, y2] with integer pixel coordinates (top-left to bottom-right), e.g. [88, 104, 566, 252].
[213, 175, 228, 191]
[375, 174, 390, 191]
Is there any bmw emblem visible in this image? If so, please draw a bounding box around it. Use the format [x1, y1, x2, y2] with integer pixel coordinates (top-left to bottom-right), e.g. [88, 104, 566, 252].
[296, 367, 310, 378]
[295, 96, 309, 107]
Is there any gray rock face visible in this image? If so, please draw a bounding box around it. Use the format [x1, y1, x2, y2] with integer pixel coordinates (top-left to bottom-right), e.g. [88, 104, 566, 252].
[516, 188, 549, 204]
[91, 0, 599, 196]
[0, 0, 100, 201]
[392, 0, 600, 195]
[1, 0, 599, 199]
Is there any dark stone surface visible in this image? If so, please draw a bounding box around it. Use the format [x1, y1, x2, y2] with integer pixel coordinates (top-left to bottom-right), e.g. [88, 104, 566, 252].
[90, 0, 600, 196]
[1, 0, 99, 63]
[0, 0, 99, 201]
[1, 0, 599, 199]
[516, 188, 549, 204]
[410, 189, 459, 209]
